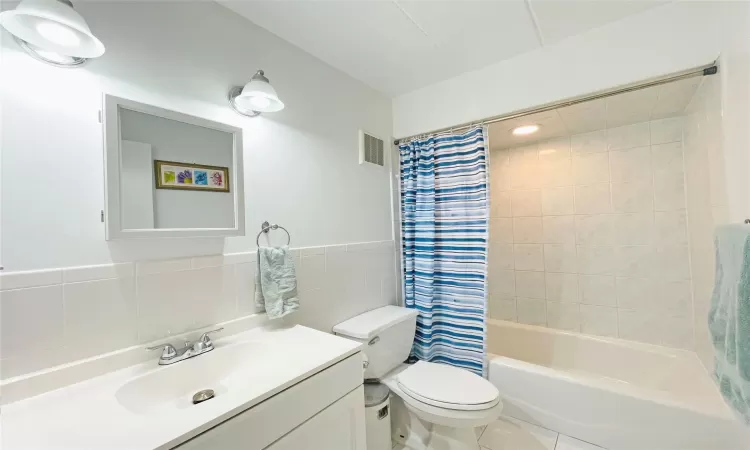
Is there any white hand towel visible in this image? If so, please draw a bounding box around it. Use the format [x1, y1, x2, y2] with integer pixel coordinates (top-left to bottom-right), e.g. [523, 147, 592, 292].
[254, 246, 299, 319]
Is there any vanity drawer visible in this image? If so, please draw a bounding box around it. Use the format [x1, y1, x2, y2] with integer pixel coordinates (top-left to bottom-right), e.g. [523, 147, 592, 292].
[265, 386, 366, 450]
[175, 352, 363, 450]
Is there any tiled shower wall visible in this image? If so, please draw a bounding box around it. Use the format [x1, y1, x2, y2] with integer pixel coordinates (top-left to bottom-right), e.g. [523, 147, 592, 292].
[684, 75, 727, 369]
[488, 117, 695, 349]
[0, 241, 397, 379]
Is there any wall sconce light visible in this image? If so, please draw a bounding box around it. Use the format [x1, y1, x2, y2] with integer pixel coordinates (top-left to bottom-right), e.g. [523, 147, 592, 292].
[228, 70, 285, 117]
[0, 0, 105, 68]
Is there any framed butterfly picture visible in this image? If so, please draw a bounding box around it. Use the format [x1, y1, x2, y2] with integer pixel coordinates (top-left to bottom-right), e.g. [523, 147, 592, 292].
[154, 160, 230, 193]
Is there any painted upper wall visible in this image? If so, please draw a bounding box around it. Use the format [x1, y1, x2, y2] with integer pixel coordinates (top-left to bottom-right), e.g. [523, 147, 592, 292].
[392, 1, 721, 139]
[716, 1, 750, 225]
[0, 1, 394, 271]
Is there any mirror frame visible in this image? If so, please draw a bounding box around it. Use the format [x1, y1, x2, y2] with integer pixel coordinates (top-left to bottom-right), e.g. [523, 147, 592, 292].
[102, 94, 245, 239]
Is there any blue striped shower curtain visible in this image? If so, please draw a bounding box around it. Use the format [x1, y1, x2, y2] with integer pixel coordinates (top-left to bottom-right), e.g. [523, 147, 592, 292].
[399, 127, 489, 376]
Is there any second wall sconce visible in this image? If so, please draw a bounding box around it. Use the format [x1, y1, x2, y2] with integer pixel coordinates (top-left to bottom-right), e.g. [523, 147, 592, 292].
[228, 70, 285, 117]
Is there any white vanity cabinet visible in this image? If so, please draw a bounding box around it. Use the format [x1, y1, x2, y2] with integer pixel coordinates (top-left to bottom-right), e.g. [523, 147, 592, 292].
[175, 353, 366, 450]
[2, 326, 366, 450]
[265, 387, 366, 450]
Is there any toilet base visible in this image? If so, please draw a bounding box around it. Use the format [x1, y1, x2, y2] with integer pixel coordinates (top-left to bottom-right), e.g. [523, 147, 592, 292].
[390, 394, 483, 450]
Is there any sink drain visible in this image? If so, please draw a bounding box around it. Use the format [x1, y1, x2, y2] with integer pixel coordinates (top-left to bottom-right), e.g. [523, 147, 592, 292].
[192, 389, 215, 405]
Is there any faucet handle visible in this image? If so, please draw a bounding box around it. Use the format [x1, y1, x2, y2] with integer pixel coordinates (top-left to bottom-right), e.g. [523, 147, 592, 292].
[199, 327, 224, 345]
[146, 343, 178, 360]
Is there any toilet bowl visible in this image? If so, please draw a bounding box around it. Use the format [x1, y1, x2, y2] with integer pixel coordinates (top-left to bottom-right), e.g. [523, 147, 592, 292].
[333, 306, 502, 450]
[384, 362, 502, 450]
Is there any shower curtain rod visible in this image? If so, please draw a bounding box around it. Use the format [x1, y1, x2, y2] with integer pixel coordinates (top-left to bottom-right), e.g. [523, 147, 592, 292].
[393, 62, 718, 146]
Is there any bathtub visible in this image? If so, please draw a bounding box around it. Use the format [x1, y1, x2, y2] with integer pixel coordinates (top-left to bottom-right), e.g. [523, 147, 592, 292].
[486, 319, 750, 450]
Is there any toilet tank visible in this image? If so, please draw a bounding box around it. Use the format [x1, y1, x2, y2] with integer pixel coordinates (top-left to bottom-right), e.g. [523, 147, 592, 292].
[333, 306, 418, 380]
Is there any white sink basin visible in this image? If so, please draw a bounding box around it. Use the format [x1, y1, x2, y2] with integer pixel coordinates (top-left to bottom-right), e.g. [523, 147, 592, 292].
[3, 325, 363, 450]
[115, 341, 262, 414]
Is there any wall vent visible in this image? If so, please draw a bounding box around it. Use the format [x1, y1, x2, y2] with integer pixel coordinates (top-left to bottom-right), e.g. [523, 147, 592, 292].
[359, 130, 385, 166]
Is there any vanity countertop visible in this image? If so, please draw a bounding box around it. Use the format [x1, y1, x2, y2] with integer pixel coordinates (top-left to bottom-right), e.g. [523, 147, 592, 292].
[1, 325, 362, 450]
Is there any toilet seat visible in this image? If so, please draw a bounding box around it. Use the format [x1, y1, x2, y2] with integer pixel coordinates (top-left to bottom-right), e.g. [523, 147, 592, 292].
[383, 363, 504, 430]
[396, 361, 500, 411]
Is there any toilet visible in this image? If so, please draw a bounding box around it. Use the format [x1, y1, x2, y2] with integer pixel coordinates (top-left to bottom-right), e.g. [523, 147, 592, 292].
[333, 305, 502, 450]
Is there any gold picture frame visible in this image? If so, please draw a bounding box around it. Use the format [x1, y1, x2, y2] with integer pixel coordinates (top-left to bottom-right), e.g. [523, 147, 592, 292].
[154, 160, 230, 193]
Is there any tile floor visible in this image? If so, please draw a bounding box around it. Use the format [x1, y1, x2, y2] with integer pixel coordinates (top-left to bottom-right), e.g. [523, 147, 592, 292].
[393, 415, 606, 450]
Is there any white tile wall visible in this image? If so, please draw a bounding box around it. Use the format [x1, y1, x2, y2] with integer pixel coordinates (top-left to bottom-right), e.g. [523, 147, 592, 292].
[489, 118, 694, 349]
[571, 130, 606, 154]
[611, 180, 653, 212]
[545, 273, 579, 303]
[542, 216, 575, 244]
[513, 217, 543, 244]
[491, 192, 512, 217]
[542, 188, 575, 215]
[515, 245, 545, 271]
[63, 278, 138, 361]
[0, 286, 66, 376]
[544, 244, 577, 273]
[579, 304, 618, 337]
[489, 295, 517, 322]
[609, 146, 651, 182]
[546, 301, 581, 331]
[489, 243, 514, 270]
[579, 275, 616, 306]
[573, 153, 610, 184]
[511, 190, 542, 216]
[575, 183, 612, 214]
[684, 75, 726, 369]
[517, 297, 547, 326]
[0, 269, 62, 291]
[0, 240, 397, 379]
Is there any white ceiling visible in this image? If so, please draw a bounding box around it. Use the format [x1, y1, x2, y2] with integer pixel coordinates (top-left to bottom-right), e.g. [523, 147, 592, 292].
[488, 75, 701, 149]
[220, 0, 668, 96]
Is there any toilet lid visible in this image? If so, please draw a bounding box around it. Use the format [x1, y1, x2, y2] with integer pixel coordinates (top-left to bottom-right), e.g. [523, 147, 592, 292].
[397, 361, 500, 411]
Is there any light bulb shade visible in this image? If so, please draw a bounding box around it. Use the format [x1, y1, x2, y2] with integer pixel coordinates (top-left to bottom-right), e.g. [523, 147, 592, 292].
[0, 0, 104, 58]
[233, 71, 284, 114]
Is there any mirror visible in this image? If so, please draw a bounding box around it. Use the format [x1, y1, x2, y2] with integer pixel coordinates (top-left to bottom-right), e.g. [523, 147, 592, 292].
[103, 94, 245, 239]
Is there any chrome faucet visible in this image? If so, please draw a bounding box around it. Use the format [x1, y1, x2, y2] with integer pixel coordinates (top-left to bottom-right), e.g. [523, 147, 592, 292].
[146, 328, 223, 365]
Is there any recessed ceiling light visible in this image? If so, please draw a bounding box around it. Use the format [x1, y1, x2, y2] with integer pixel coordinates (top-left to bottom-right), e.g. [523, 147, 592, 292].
[512, 124, 540, 136]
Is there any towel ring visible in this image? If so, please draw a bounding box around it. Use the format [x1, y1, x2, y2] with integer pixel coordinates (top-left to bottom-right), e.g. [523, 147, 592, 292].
[256, 221, 291, 247]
